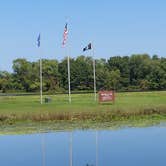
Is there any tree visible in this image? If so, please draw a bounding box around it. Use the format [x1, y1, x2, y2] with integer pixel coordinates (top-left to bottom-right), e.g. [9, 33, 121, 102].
[0, 71, 13, 92]
[96, 58, 108, 90]
[13, 58, 42, 92]
[107, 56, 130, 88]
[129, 54, 151, 86]
[73, 56, 93, 90]
[0, 54, 165, 93]
[42, 59, 60, 91]
[105, 69, 121, 90]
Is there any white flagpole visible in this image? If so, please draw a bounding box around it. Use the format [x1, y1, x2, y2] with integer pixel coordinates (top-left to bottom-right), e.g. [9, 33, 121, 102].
[38, 33, 43, 104]
[66, 22, 71, 103]
[63, 22, 71, 103]
[40, 57, 43, 104]
[67, 54, 71, 103]
[92, 43, 97, 101]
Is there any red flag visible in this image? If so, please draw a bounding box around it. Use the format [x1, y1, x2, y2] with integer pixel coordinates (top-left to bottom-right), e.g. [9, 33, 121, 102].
[62, 23, 68, 46]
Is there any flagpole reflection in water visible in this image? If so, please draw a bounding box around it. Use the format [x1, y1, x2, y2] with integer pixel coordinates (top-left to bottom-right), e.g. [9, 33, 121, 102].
[69, 131, 73, 166]
[39, 131, 99, 166]
[69, 132, 73, 166]
[41, 134, 46, 166]
[96, 131, 98, 166]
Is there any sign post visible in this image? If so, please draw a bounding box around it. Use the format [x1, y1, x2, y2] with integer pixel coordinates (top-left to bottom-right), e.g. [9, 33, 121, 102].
[98, 91, 115, 104]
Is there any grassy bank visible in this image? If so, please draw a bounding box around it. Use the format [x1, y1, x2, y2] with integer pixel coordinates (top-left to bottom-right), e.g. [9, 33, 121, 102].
[1, 114, 166, 135]
[0, 91, 166, 132]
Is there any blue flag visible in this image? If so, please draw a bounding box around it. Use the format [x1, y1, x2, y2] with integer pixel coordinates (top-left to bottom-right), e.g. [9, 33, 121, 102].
[37, 34, 40, 47]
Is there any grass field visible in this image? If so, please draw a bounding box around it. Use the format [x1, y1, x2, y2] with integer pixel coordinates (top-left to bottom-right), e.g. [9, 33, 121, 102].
[0, 91, 166, 133]
[0, 91, 166, 113]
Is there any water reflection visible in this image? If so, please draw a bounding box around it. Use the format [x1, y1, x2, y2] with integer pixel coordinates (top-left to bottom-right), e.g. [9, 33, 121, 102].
[41, 131, 98, 166]
[95, 131, 98, 166]
[0, 126, 166, 166]
[69, 132, 73, 166]
[40, 131, 99, 166]
[41, 135, 46, 166]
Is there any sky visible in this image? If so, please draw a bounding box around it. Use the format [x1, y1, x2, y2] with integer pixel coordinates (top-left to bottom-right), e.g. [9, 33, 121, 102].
[0, 0, 166, 71]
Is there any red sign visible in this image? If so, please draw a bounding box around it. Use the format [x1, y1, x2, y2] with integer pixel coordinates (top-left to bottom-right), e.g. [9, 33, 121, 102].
[99, 91, 115, 103]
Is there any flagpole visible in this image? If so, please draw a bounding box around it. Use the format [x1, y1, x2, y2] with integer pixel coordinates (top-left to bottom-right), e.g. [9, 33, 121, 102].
[40, 57, 43, 104]
[37, 33, 43, 104]
[63, 22, 71, 103]
[66, 23, 71, 103]
[92, 43, 97, 101]
[67, 54, 71, 103]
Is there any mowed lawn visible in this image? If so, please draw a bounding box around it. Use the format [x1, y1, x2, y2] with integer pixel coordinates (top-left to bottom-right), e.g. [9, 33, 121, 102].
[0, 91, 165, 116]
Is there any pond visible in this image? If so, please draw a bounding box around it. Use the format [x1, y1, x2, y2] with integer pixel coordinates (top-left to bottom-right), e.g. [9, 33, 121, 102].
[0, 126, 166, 166]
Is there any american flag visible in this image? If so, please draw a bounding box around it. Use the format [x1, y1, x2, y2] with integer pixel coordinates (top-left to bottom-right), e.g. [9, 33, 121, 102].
[62, 23, 68, 46]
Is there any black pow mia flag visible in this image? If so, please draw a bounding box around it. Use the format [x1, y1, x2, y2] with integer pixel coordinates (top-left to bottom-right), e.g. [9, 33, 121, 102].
[83, 43, 92, 52]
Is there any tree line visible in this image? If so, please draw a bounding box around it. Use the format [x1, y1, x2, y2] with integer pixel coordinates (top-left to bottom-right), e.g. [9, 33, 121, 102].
[0, 54, 166, 93]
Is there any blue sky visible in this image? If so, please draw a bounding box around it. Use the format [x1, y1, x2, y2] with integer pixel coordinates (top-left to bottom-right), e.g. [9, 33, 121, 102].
[0, 0, 166, 71]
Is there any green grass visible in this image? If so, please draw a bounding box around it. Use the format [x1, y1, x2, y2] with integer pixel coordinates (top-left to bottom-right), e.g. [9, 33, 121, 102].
[0, 91, 166, 113]
[0, 91, 166, 132]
